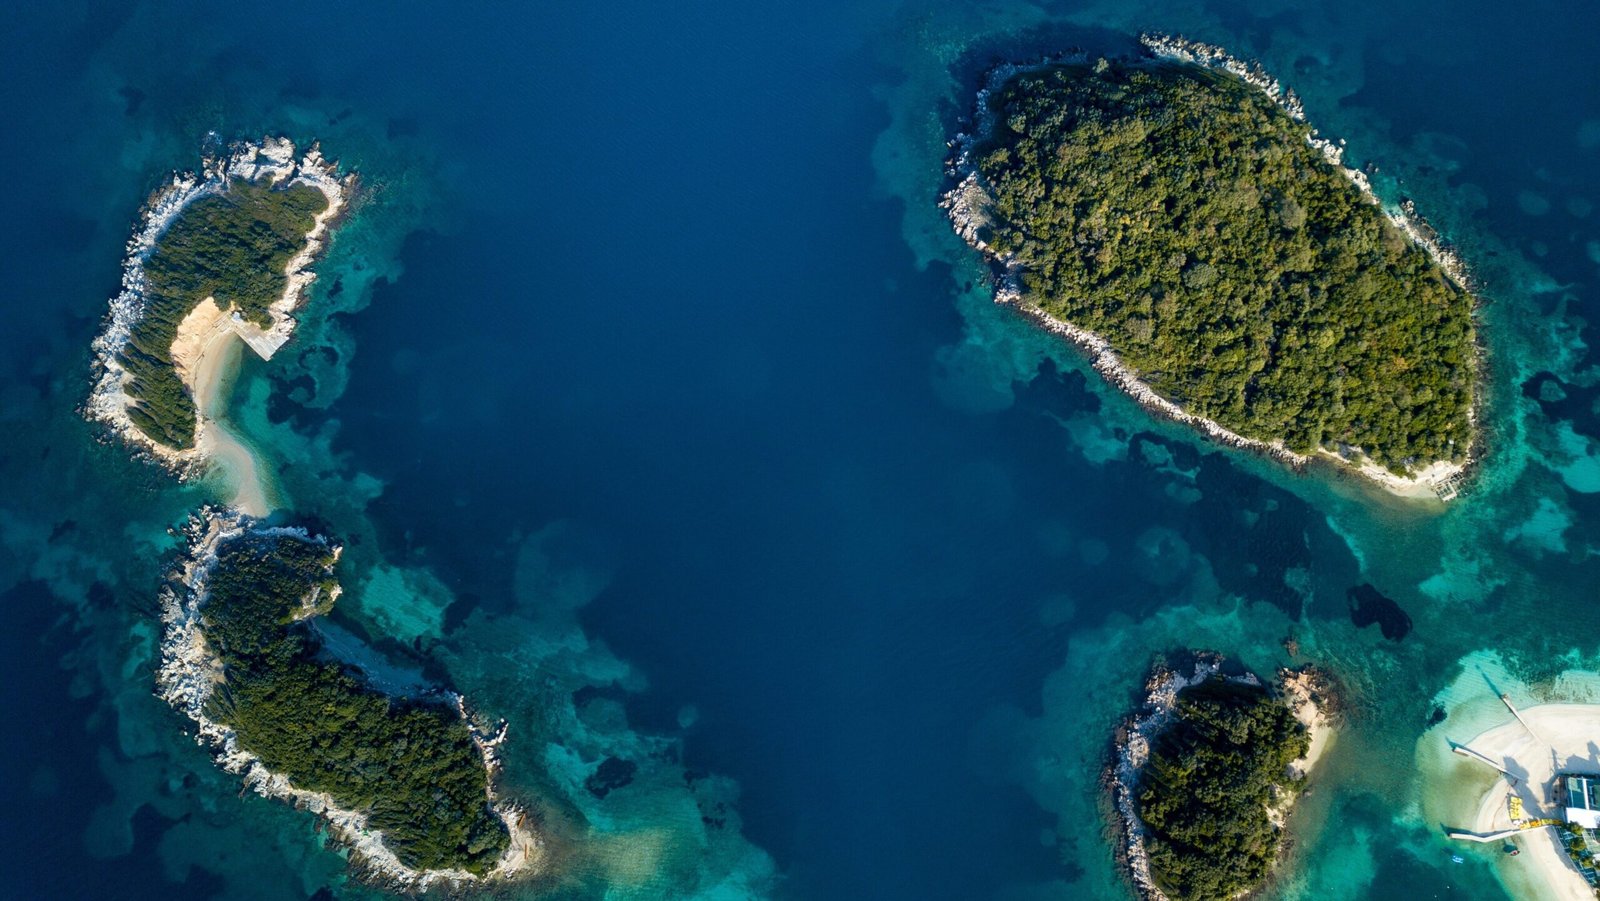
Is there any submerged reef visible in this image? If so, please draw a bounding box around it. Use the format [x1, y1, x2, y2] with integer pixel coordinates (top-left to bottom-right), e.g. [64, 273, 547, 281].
[159, 510, 541, 890]
[86, 137, 352, 462]
[1110, 654, 1335, 900]
[944, 35, 1479, 500]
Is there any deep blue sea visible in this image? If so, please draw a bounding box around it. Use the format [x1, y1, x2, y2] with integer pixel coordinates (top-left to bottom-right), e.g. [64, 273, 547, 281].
[3, 1, 1599, 898]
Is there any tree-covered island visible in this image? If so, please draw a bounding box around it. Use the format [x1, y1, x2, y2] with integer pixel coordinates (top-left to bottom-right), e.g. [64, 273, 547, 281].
[1110, 659, 1331, 901]
[948, 43, 1477, 490]
[1139, 680, 1308, 899]
[201, 528, 510, 873]
[87, 138, 351, 467]
[124, 179, 328, 448]
[159, 516, 539, 886]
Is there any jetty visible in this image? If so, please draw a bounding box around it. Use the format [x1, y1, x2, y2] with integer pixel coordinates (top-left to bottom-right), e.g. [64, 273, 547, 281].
[1451, 741, 1517, 782]
[1501, 693, 1543, 745]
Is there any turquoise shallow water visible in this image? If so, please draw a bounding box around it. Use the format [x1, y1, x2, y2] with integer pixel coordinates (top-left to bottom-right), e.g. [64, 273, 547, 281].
[2, 1, 1598, 899]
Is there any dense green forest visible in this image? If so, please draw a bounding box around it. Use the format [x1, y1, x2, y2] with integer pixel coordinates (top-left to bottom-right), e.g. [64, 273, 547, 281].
[1137, 679, 1309, 900]
[122, 179, 327, 448]
[973, 62, 1475, 471]
[201, 530, 509, 873]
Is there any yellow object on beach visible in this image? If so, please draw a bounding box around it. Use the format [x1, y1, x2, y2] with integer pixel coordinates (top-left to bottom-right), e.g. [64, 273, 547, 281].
[1510, 796, 1525, 821]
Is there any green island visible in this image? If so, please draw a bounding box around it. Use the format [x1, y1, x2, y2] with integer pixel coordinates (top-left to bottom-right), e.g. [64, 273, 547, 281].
[201, 529, 509, 874]
[1137, 679, 1309, 900]
[969, 60, 1475, 472]
[123, 179, 327, 448]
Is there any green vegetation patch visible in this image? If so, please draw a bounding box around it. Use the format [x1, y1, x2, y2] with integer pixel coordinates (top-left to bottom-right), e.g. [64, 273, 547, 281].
[1137, 679, 1309, 900]
[123, 179, 327, 449]
[973, 62, 1475, 471]
[202, 530, 509, 874]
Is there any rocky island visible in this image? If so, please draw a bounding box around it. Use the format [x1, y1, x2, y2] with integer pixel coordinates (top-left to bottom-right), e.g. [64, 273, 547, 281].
[945, 35, 1479, 499]
[160, 510, 541, 888]
[1111, 655, 1336, 900]
[86, 137, 352, 514]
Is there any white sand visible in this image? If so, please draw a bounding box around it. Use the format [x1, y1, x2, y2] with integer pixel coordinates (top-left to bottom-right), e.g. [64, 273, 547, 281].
[171, 299, 274, 516]
[1283, 669, 1336, 780]
[1453, 704, 1600, 901]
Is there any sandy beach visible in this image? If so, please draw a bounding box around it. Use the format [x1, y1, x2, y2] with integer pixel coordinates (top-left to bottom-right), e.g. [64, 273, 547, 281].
[1449, 704, 1600, 900]
[169, 298, 273, 516]
[1283, 668, 1337, 780]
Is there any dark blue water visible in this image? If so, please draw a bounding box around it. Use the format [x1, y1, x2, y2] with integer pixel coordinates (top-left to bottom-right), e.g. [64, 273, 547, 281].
[4, 1, 1599, 899]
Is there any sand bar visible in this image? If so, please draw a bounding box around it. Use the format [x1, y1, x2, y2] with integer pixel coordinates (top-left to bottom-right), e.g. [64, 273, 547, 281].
[170, 297, 274, 515]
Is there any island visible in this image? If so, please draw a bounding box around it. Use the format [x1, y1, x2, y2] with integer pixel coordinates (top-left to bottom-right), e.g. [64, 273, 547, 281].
[1110, 655, 1336, 900]
[944, 35, 1479, 500]
[86, 137, 352, 514]
[160, 510, 541, 889]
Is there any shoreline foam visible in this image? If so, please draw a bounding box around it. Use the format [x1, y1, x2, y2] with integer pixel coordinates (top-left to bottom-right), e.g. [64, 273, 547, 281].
[84, 137, 354, 511]
[941, 38, 1478, 502]
[157, 508, 544, 891]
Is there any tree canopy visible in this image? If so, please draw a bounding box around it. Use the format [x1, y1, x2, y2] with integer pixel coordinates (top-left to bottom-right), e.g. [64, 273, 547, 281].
[122, 179, 327, 448]
[1137, 679, 1309, 899]
[201, 530, 509, 874]
[973, 61, 1475, 471]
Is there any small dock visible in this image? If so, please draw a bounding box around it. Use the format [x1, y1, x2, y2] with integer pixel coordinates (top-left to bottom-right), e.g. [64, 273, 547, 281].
[1501, 694, 1544, 745]
[1447, 827, 1523, 843]
[1447, 821, 1559, 843]
[1452, 742, 1517, 783]
[1432, 470, 1468, 502]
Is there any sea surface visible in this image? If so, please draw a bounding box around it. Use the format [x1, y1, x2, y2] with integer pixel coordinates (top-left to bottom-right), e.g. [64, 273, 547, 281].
[2, 1, 1598, 899]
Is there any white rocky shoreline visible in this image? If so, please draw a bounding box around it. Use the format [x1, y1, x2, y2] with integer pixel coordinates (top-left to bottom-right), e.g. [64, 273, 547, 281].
[941, 35, 1479, 502]
[157, 507, 543, 891]
[84, 136, 354, 475]
[1106, 654, 1337, 901]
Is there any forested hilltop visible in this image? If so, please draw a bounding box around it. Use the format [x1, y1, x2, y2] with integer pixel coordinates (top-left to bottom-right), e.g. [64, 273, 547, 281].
[967, 60, 1475, 473]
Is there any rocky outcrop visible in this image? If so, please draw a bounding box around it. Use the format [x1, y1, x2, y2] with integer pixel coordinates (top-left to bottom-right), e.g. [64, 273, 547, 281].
[1107, 654, 1224, 901]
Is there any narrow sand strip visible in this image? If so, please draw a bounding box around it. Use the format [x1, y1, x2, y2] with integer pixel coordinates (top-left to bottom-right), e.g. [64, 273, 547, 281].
[175, 298, 274, 517]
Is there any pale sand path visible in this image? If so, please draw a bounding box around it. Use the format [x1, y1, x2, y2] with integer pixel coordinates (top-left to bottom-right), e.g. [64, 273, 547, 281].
[173, 298, 276, 517]
[1458, 704, 1600, 901]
